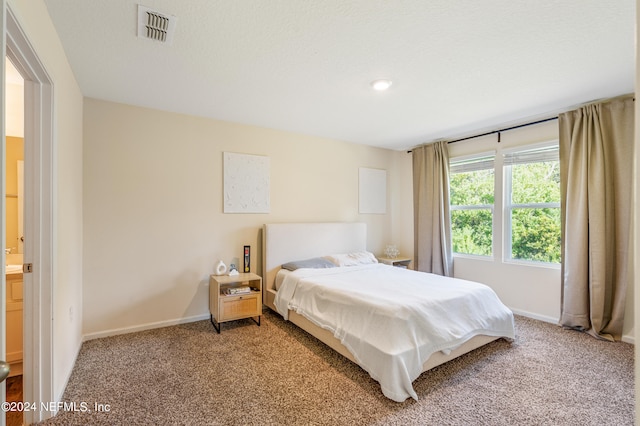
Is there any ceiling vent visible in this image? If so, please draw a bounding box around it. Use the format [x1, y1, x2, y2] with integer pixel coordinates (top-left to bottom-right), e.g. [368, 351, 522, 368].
[137, 5, 177, 44]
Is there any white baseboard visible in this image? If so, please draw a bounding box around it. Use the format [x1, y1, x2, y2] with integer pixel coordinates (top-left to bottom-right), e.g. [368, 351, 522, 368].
[621, 334, 635, 344]
[82, 309, 635, 345]
[56, 338, 84, 403]
[511, 308, 635, 345]
[510, 308, 559, 325]
[82, 313, 210, 341]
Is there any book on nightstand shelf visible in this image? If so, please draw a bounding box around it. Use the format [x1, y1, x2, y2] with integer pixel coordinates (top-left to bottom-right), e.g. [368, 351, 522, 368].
[224, 286, 251, 295]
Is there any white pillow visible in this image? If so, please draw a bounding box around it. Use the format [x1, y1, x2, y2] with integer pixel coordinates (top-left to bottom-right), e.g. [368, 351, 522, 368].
[324, 251, 378, 267]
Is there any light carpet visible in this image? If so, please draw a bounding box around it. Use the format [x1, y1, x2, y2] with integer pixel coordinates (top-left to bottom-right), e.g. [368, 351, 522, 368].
[38, 311, 634, 425]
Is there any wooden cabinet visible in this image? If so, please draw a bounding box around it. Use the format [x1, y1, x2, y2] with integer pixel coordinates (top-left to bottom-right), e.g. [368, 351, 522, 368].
[209, 273, 262, 333]
[6, 273, 23, 377]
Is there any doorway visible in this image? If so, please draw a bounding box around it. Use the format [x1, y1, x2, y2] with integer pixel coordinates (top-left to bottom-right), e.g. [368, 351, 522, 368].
[3, 4, 56, 425]
[4, 56, 24, 426]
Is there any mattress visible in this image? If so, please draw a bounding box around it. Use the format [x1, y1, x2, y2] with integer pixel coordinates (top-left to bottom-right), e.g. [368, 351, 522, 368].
[275, 268, 289, 291]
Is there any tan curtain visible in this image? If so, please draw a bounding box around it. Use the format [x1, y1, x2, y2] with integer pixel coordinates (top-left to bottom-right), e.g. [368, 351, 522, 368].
[559, 96, 634, 341]
[412, 141, 453, 276]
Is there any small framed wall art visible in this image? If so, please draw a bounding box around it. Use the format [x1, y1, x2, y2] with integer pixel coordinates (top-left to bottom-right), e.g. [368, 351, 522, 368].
[358, 167, 387, 214]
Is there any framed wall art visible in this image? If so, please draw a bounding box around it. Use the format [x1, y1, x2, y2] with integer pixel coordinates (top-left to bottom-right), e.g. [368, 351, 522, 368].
[223, 152, 270, 213]
[359, 167, 386, 214]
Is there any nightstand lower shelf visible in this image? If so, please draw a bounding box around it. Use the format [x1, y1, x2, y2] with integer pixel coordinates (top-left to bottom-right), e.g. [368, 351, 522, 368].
[210, 313, 260, 334]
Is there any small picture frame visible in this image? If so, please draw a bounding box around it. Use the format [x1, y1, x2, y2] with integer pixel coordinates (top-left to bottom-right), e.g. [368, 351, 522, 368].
[243, 245, 250, 273]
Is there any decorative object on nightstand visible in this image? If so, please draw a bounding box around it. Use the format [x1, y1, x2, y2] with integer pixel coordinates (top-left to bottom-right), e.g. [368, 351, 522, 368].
[229, 259, 239, 276]
[384, 245, 399, 259]
[215, 260, 227, 275]
[209, 272, 262, 333]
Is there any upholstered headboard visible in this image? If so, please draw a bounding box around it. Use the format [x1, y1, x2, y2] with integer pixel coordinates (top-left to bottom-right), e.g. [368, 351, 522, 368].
[262, 222, 367, 310]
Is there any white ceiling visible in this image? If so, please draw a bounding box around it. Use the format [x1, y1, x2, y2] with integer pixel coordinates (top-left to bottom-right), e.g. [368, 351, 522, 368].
[43, 0, 635, 151]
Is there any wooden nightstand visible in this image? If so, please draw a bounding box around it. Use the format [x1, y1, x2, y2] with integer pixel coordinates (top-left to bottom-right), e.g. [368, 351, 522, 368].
[377, 257, 412, 269]
[209, 272, 262, 333]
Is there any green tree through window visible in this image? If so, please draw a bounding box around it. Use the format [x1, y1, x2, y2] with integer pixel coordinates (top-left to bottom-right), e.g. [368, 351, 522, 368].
[507, 159, 561, 263]
[450, 158, 494, 256]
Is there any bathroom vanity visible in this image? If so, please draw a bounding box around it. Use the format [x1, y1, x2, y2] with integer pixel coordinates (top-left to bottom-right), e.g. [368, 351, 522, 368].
[6, 269, 23, 377]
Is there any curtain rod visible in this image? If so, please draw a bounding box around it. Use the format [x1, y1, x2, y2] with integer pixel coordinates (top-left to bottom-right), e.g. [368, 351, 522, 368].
[407, 116, 558, 153]
[449, 116, 558, 144]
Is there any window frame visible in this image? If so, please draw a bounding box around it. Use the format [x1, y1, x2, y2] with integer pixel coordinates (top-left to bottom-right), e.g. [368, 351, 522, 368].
[448, 141, 561, 268]
[502, 142, 560, 266]
[449, 152, 496, 258]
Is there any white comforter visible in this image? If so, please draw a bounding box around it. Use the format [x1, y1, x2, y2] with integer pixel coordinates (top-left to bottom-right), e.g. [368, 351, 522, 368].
[274, 263, 515, 402]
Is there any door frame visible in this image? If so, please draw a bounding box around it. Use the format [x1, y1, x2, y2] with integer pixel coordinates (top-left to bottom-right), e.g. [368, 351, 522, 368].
[1, 1, 5, 424]
[4, 3, 55, 424]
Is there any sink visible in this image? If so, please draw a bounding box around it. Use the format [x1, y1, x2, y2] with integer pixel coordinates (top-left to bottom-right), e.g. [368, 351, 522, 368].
[6, 264, 22, 274]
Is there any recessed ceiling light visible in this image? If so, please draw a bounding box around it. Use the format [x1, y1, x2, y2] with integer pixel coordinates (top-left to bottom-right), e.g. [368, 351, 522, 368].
[371, 79, 392, 91]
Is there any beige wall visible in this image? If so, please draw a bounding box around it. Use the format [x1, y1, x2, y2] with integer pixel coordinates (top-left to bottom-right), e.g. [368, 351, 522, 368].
[83, 97, 637, 342]
[8, 0, 84, 402]
[82, 98, 413, 336]
[5, 79, 23, 138]
[5, 137, 23, 252]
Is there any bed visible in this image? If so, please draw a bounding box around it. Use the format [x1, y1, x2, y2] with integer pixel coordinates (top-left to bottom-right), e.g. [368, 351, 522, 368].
[262, 222, 515, 402]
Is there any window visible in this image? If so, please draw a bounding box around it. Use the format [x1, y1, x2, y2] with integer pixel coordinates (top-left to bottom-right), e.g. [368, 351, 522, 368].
[449, 143, 561, 265]
[504, 145, 560, 263]
[449, 154, 495, 256]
